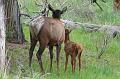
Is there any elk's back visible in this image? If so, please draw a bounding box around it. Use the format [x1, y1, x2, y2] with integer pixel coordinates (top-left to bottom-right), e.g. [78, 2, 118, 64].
[39, 17, 65, 45]
[29, 16, 45, 38]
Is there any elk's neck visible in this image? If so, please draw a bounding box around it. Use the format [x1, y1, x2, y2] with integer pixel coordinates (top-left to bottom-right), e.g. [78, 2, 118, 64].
[52, 17, 60, 20]
[52, 14, 61, 20]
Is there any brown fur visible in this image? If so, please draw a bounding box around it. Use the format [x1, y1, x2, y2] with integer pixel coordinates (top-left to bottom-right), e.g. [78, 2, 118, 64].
[64, 29, 83, 72]
[29, 4, 67, 73]
[114, 0, 120, 11]
[37, 17, 65, 46]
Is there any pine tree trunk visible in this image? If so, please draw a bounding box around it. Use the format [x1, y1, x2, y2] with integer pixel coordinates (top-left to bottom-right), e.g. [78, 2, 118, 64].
[0, 0, 5, 70]
[3, 0, 26, 44]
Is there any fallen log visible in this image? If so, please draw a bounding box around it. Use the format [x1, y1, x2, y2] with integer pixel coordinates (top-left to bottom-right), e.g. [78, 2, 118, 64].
[61, 19, 120, 38]
[22, 14, 120, 38]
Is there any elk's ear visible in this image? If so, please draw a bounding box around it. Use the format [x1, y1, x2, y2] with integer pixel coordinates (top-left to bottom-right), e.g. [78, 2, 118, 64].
[61, 6, 67, 14]
[48, 4, 54, 12]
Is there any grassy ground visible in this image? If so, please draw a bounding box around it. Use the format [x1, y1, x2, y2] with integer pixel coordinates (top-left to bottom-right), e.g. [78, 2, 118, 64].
[4, 27, 120, 79]
[2, 0, 120, 79]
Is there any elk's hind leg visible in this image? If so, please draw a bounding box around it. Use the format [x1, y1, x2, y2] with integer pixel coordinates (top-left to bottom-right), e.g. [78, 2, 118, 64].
[29, 33, 37, 67]
[36, 46, 46, 73]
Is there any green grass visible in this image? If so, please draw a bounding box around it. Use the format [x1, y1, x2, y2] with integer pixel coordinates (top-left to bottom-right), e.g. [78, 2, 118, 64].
[5, 27, 120, 79]
[3, 0, 120, 79]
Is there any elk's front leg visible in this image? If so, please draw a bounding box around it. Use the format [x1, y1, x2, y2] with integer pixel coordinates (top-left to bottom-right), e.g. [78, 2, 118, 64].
[49, 46, 53, 72]
[56, 44, 61, 72]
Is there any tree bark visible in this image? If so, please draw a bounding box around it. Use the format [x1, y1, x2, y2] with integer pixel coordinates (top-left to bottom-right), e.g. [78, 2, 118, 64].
[0, 0, 5, 70]
[3, 0, 26, 44]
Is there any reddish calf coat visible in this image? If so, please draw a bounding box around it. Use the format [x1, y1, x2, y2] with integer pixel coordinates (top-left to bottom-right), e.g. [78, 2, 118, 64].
[64, 29, 83, 72]
[114, 0, 120, 11]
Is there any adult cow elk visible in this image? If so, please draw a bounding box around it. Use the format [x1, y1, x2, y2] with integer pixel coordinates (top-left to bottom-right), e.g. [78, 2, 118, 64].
[29, 4, 67, 73]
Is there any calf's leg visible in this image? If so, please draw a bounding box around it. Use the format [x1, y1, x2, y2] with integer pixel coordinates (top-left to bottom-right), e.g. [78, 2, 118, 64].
[78, 52, 82, 71]
[65, 54, 69, 71]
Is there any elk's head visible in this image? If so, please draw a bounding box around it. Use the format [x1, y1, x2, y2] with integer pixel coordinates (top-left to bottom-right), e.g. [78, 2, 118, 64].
[48, 4, 67, 19]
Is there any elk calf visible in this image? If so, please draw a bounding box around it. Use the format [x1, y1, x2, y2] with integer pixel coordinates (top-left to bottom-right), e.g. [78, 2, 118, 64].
[64, 29, 83, 72]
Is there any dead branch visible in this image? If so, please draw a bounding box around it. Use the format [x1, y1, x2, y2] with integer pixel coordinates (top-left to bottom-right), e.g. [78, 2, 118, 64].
[94, 1, 103, 11]
[91, 0, 106, 11]
[16, 58, 25, 72]
[61, 19, 120, 38]
[20, 13, 32, 19]
[57, 0, 62, 6]
[101, 0, 106, 3]
[34, 0, 43, 7]
[61, 19, 101, 30]
[97, 34, 110, 59]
